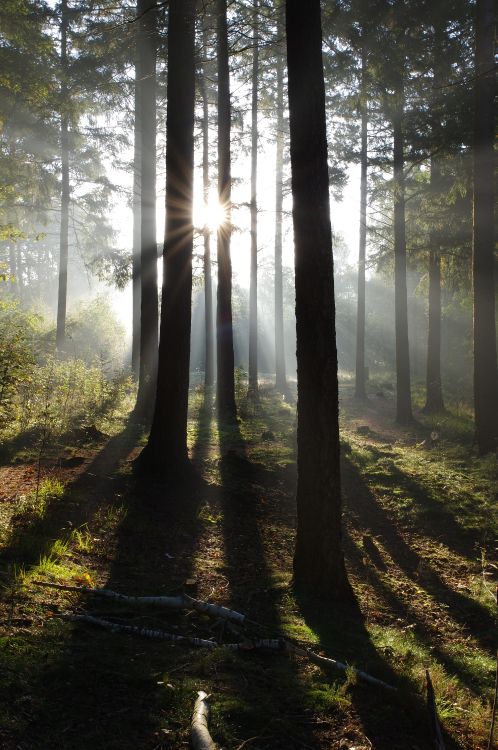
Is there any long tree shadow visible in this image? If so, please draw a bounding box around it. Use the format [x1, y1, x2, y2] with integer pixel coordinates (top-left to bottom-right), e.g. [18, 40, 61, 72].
[214, 416, 327, 748]
[355, 439, 492, 560]
[0, 420, 142, 575]
[342, 456, 496, 653]
[343, 525, 492, 698]
[13, 419, 210, 748]
[294, 587, 455, 750]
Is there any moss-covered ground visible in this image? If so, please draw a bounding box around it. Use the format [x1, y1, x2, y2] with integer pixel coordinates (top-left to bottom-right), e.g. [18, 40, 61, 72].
[0, 381, 496, 749]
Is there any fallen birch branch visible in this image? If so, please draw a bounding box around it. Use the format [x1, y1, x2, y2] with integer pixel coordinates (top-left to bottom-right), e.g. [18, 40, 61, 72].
[426, 670, 447, 750]
[63, 613, 282, 652]
[34, 581, 245, 624]
[191, 691, 216, 750]
[63, 614, 219, 648]
[284, 641, 397, 691]
[63, 612, 395, 690]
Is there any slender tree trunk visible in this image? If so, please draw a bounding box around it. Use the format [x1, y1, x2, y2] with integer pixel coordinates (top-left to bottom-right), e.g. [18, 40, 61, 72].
[286, 0, 351, 599]
[134, 0, 158, 421]
[274, 4, 287, 394]
[56, 0, 69, 353]
[424, 245, 444, 413]
[392, 81, 413, 425]
[139, 0, 196, 474]
[248, 0, 259, 397]
[216, 0, 237, 423]
[8, 242, 18, 296]
[200, 22, 214, 390]
[132, 37, 141, 381]
[355, 45, 367, 400]
[472, 0, 497, 453]
[424, 26, 444, 414]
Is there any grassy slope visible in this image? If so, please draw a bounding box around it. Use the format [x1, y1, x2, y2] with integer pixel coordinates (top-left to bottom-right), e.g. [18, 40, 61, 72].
[0, 383, 496, 749]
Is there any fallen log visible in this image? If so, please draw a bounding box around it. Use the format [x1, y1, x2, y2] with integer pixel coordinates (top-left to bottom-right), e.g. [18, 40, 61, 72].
[191, 691, 216, 750]
[34, 581, 245, 624]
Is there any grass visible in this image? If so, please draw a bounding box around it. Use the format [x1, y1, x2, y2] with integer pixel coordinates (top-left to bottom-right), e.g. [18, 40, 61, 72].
[0, 381, 496, 749]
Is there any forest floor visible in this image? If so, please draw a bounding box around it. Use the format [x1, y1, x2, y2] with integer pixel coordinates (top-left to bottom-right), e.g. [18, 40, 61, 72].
[0, 381, 497, 749]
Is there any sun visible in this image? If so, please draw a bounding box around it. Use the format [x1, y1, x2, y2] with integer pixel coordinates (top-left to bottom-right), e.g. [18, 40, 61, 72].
[193, 190, 228, 233]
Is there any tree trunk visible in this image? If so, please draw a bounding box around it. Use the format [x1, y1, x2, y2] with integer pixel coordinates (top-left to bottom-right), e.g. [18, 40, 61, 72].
[216, 0, 237, 423]
[274, 2, 287, 394]
[423, 26, 444, 414]
[472, 0, 497, 453]
[138, 0, 196, 474]
[392, 82, 413, 425]
[134, 0, 158, 422]
[286, 0, 351, 599]
[56, 0, 69, 353]
[200, 20, 214, 390]
[354, 45, 367, 401]
[248, 0, 259, 398]
[8, 242, 18, 296]
[132, 34, 141, 381]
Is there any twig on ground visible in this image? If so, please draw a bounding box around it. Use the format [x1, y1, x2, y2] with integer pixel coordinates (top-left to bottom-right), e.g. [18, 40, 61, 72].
[487, 651, 498, 750]
[426, 670, 447, 750]
[285, 641, 397, 691]
[235, 737, 261, 749]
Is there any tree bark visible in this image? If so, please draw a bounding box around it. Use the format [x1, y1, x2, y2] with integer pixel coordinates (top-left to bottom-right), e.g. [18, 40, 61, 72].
[354, 45, 367, 401]
[248, 0, 259, 398]
[216, 0, 237, 423]
[132, 32, 141, 381]
[392, 79, 413, 425]
[286, 0, 351, 598]
[200, 20, 214, 390]
[56, 0, 69, 353]
[472, 0, 497, 453]
[134, 0, 159, 422]
[423, 26, 445, 414]
[139, 0, 196, 474]
[274, 2, 287, 394]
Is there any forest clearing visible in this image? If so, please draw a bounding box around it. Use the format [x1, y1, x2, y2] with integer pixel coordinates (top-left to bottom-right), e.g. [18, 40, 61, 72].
[1, 0, 496, 748]
[0, 381, 496, 749]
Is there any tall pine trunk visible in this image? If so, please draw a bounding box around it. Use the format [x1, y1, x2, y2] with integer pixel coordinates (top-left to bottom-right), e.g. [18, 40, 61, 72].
[248, 0, 259, 397]
[472, 0, 497, 453]
[392, 79, 413, 425]
[274, 2, 287, 394]
[139, 0, 196, 473]
[56, 0, 69, 353]
[134, 0, 158, 421]
[424, 151, 444, 413]
[354, 45, 367, 400]
[423, 27, 444, 414]
[132, 36, 141, 381]
[286, 0, 350, 598]
[201, 19, 214, 390]
[216, 0, 237, 423]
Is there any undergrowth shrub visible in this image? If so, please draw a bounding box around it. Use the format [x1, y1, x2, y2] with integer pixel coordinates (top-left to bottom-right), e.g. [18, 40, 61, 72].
[0, 293, 133, 447]
[0, 296, 41, 423]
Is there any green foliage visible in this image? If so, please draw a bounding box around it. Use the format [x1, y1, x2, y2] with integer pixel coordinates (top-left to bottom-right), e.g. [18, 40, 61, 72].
[65, 296, 126, 368]
[0, 294, 41, 423]
[17, 477, 65, 519]
[0, 296, 132, 454]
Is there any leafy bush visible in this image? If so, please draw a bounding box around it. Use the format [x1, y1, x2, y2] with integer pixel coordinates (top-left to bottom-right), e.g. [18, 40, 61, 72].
[0, 295, 41, 423]
[64, 296, 126, 369]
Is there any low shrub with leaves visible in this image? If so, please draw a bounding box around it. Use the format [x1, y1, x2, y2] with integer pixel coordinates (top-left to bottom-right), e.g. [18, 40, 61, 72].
[0, 294, 133, 453]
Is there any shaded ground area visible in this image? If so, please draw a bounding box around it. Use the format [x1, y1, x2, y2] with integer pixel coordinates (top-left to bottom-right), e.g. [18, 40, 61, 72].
[0, 385, 496, 749]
